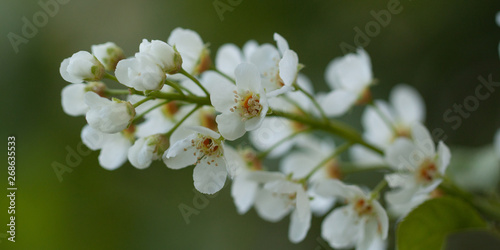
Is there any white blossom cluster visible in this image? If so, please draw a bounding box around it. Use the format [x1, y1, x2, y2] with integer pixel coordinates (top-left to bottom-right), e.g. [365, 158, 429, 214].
[59, 27, 460, 248]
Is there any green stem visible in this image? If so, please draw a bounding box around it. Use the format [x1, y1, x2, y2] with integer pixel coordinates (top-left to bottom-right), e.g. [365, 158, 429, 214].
[269, 110, 384, 155]
[133, 100, 168, 123]
[105, 89, 130, 96]
[303, 141, 353, 180]
[165, 105, 201, 137]
[133, 96, 154, 108]
[104, 72, 118, 82]
[165, 79, 186, 97]
[257, 128, 312, 159]
[370, 179, 388, 200]
[180, 68, 210, 97]
[293, 83, 329, 122]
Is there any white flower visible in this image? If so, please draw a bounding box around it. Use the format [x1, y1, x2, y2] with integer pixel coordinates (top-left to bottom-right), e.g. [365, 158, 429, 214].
[81, 125, 134, 170]
[115, 55, 166, 91]
[315, 179, 388, 250]
[208, 63, 269, 140]
[319, 48, 373, 117]
[85, 92, 135, 134]
[249, 33, 299, 96]
[384, 123, 451, 210]
[128, 134, 169, 169]
[215, 40, 258, 78]
[163, 126, 227, 194]
[249, 171, 311, 243]
[91, 42, 124, 71]
[61, 83, 88, 116]
[60, 51, 105, 84]
[139, 39, 182, 74]
[167, 28, 210, 76]
[249, 74, 313, 157]
[280, 137, 339, 216]
[350, 84, 425, 166]
[61, 82, 107, 116]
[224, 146, 263, 214]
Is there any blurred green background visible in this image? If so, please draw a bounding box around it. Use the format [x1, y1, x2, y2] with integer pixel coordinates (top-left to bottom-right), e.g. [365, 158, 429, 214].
[1, 0, 500, 249]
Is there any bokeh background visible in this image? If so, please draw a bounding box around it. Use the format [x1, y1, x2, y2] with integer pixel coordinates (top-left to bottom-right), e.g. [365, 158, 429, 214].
[1, 0, 500, 249]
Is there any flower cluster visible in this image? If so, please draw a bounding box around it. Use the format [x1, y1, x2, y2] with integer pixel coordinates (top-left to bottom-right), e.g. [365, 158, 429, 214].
[59, 26, 500, 248]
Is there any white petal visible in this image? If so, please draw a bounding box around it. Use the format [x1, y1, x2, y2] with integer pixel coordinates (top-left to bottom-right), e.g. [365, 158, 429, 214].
[215, 43, 242, 78]
[385, 182, 418, 205]
[356, 217, 379, 250]
[254, 189, 290, 222]
[60, 58, 81, 83]
[315, 179, 363, 200]
[249, 117, 294, 157]
[231, 174, 259, 214]
[411, 122, 435, 157]
[264, 179, 299, 195]
[372, 200, 389, 239]
[163, 135, 197, 169]
[391, 84, 425, 124]
[324, 48, 372, 92]
[81, 125, 107, 150]
[289, 206, 311, 243]
[193, 157, 227, 194]
[98, 134, 131, 170]
[279, 50, 299, 86]
[319, 90, 358, 117]
[385, 173, 413, 188]
[62, 83, 88, 116]
[216, 112, 245, 140]
[385, 138, 419, 171]
[274, 33, 290, 55]
[221, 144, 245, 177]
[128, 137, 157, 169]
[242, 40, 258, 59]
[235, 63, 262, 93]
[281, 152, 317, 179]
[437, 141, 451, 173]
[321, 206, 359, 249]
[244, 114, 266, 131]
[167, 28, 204, 74]
[207, 73, 238, 111]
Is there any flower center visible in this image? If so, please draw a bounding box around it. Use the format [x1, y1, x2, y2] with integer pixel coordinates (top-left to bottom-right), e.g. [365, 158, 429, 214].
[417, 159, 438, 183]
[231, 90, 263, 120]
[392, 124, 411, 141]
[353, 198, 373, 216]
[122, 124, 136, 141]
[161, 101, 180, 118]
[241, 149, 263, 171]
[355, 88, 372, 105]
[290, 109, 308, 132]
[324, 159, 341, 179]
[199, 108, 218, 132]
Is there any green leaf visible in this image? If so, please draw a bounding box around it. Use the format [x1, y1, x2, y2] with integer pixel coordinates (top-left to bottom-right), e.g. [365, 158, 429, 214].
[397, 196, 487, 250]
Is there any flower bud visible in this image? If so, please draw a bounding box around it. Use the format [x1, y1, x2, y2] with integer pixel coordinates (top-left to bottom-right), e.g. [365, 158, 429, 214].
[128, 134, 170, 169]
[60, 51, 105, 83]
[84, 92, 135, 133]
[91, 42, 125, 71]
[115, 55, 166, 91]
[139, 39, 182, 74]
